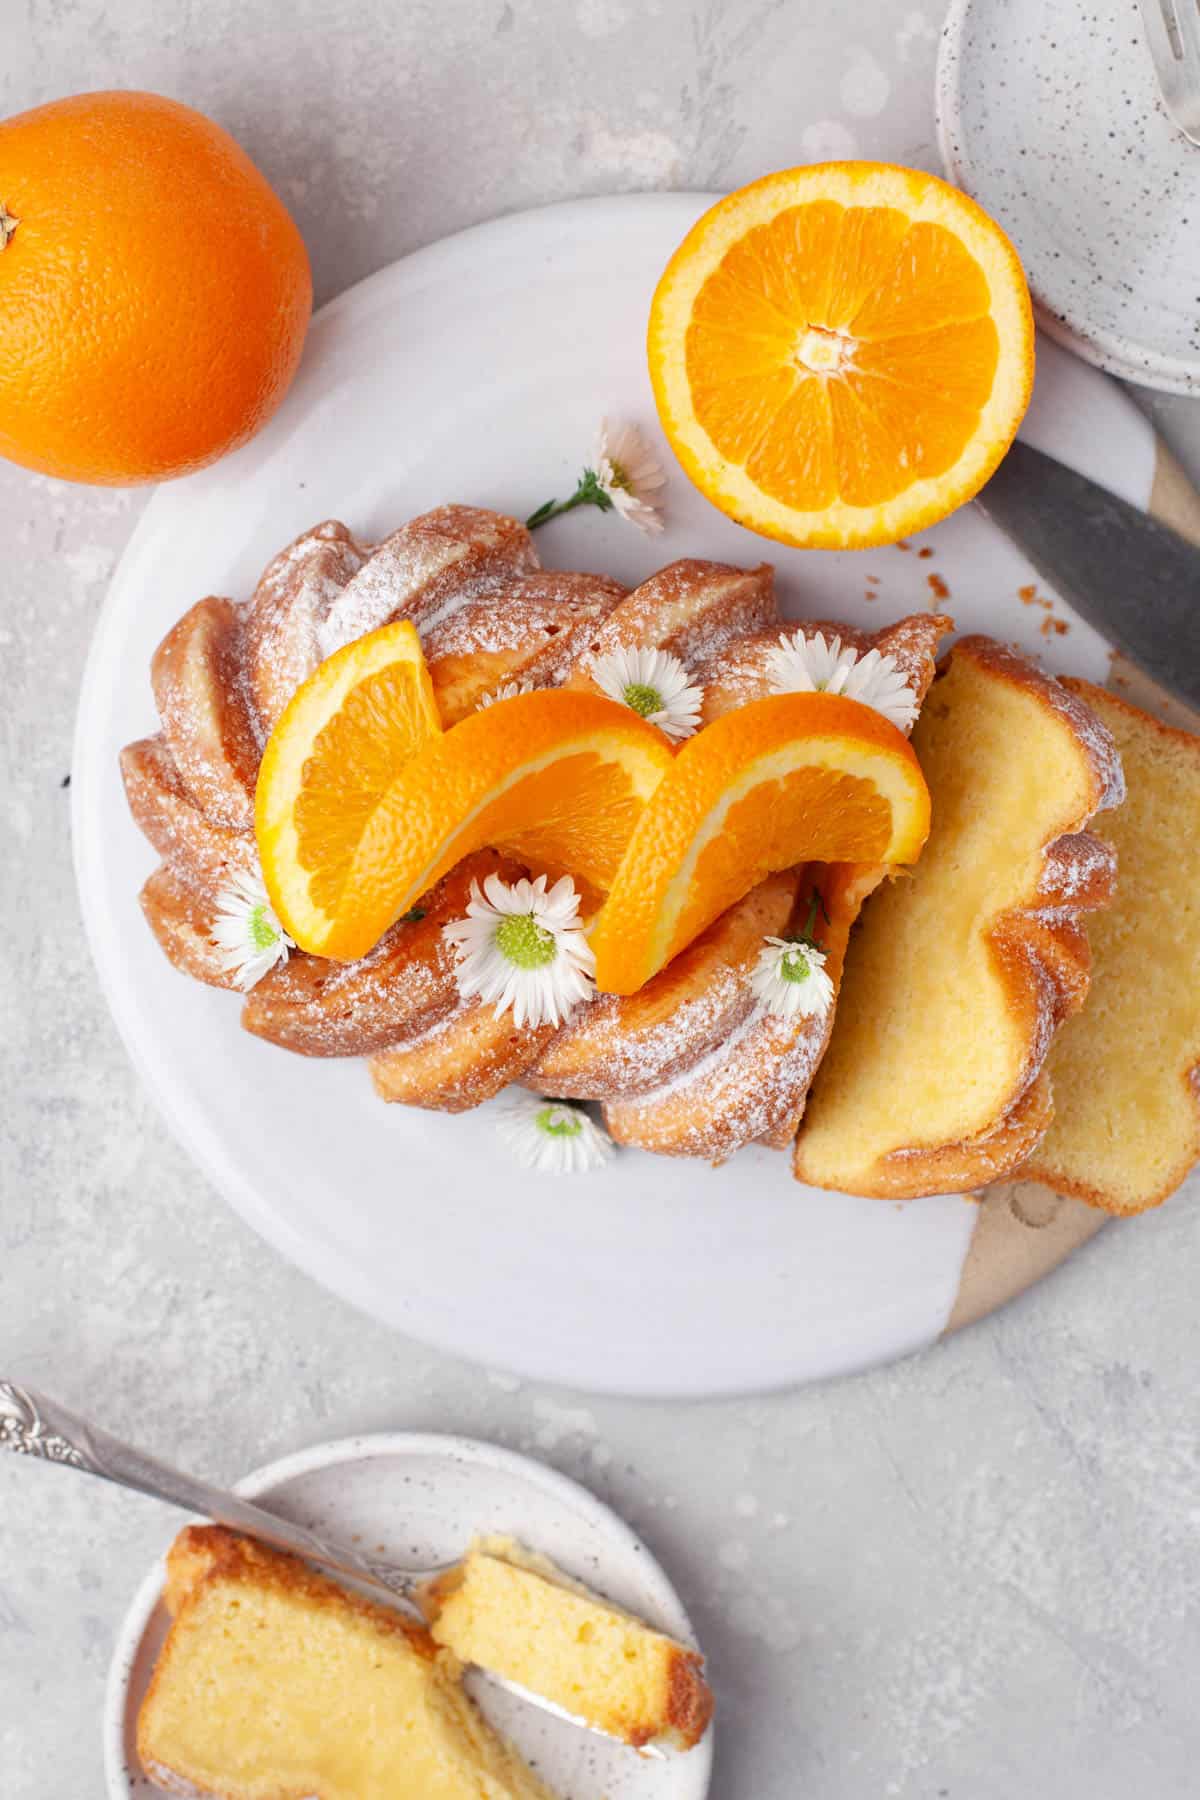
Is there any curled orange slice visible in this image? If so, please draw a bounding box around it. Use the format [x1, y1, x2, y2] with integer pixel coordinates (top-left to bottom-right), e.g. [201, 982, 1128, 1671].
[256, 620, 441, 954]
[589, 692, 931, 994]
[318, 689, 675, 962]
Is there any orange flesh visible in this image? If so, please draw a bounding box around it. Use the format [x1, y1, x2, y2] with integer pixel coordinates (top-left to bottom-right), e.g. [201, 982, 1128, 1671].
[481, 754, 651, 893]
[589, 693, 931, 994]
[295, 661, 441, 915]
[685, 202, 1000, 510]
[675, 767, 891, 955]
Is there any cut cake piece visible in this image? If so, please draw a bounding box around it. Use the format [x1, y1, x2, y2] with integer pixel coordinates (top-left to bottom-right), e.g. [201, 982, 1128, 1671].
[1019, 682, 1200, 1214]
[418, 1537, 713, 1754]
[137, 1526, 556, 1800]
[792, 636, 1124, 1198]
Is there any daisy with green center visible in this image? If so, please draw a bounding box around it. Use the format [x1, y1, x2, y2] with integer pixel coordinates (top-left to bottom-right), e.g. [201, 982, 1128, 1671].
[443, 872, 596, 1029]
[211, 868, 295, 991]
[749, 894, 835, 1023]
[525, 418, 666, 536]
[766, 629, 919, 733]
[589, 645, 703, 742]
[477, 679, 536, 710]
[496, 1094, 614, 1175]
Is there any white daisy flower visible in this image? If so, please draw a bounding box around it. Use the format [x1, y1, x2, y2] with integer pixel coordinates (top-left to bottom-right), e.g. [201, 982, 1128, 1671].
[477, 679, 536, 710]
[443, 873, 595, 1029]
[592, 418, 666, 535]
[766, 629, 919, 733]
[496, 1093, 614, 1175]
[750, 934, 835, 1023]
[211, 868, 295, 991]
[589, 644, 703, 742]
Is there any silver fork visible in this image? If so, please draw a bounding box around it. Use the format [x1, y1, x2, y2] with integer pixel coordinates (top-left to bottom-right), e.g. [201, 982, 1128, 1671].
[1139, 0, 1200, 144]
[0, 1380, 665, 1759]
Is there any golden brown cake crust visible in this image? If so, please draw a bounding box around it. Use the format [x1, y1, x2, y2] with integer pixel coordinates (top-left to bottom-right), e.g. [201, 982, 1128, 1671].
[156, 1524, 434, 1650]
[243, 851, 522, 1057]
[793, 636, 1123, 1199]
[151, 596, 260, 832]
[664, 1646, 716, 1752]
[138, 865, 240, 990]
[141, 1524, 436, 1776]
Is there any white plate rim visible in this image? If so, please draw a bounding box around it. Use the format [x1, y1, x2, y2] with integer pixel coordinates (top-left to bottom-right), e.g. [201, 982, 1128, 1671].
[103, 1428, 714, 1799]
[936, 0, 1200, 397]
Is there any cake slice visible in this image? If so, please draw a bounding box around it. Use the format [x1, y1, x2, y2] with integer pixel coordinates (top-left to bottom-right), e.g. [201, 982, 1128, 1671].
[138, 1526, 557, 1800]
[792, 637, 1124, 1198]
[418, 1537, 713, 1753]
[1019, 683, 1200, 1213]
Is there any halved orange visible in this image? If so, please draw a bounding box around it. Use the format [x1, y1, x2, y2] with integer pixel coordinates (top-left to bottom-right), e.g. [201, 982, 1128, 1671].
[316, 689, 675, 962]
[648, 162, 1035, 549]
[257, 620, 441, 953]
[589, 692, 931, 994]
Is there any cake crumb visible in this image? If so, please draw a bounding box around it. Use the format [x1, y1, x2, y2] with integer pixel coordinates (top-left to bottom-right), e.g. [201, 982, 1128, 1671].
[917, 546, 934, 559]
[927, 573, 950, 604]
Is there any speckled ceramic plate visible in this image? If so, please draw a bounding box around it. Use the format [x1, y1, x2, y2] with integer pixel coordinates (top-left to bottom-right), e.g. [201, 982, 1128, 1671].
[74, 195, 1159, 1396]
[104, 1431, 712, 1800]
[938, 0, 1200, 393]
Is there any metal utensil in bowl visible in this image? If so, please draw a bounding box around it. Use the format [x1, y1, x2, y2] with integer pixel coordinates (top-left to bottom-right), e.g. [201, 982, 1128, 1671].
[1138, 0, 1200, 145]
[0, 1379, 667, 1757]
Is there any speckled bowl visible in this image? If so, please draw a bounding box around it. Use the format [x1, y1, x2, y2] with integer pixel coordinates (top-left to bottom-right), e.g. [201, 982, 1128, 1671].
[103, 1432, 713, 1800]
[938, 0, 1200, 394]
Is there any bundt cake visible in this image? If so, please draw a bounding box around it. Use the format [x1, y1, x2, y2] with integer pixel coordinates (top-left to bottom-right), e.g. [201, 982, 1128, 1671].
[122, 502, 947, 1163]
[1019, 683, 1200, 1214]
[791, 637, 1124, 1198]
[138, 1526, 556, 1800]
[417, 1537, 713, 1753]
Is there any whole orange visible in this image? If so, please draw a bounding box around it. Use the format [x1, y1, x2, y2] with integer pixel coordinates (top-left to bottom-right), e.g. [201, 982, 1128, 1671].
[0, 90, 312, 484]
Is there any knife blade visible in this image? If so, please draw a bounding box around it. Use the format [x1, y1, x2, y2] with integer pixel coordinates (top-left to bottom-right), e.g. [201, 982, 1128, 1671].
[974, 440, 1200, 712]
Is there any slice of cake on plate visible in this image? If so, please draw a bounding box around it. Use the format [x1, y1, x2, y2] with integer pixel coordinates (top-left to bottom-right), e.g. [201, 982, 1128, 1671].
[137, 1525, 557, 1800]
[417, 1536, 713, 1753]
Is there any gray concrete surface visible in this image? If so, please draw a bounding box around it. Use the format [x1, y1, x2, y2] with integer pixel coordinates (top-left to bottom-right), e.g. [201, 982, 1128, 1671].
[3, 2, 1199, 1795]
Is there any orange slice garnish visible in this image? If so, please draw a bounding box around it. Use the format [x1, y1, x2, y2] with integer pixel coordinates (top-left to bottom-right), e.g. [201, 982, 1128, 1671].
[648, 162, 1034, 549]
[589, 693, 931, 994]
[316, 689, 675, 962]
[257, 620, 441, 953]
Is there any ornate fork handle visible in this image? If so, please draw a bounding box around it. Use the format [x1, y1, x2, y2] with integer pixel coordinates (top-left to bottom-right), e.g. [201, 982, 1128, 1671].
[0, 1380, 424, 1606]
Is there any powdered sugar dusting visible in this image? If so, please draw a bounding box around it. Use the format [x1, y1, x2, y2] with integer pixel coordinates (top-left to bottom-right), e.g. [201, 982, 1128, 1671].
[425, 571, 625, 661]
[529, 966, 750, 1100]
[244, 521, 368, 736]
[317, 506, 538, 658]
[1036, 832, 1118, 905]
[605, 1001, 833, 1163]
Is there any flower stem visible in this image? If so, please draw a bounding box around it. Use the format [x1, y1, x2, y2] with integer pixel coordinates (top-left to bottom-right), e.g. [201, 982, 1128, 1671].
[526, 467, 614, 530]
[795, 888, 829, 948]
